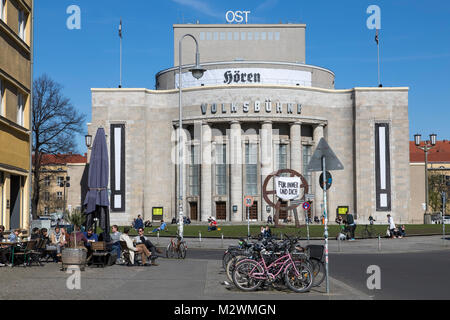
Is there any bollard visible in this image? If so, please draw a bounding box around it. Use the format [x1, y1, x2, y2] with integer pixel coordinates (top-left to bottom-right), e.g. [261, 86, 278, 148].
[221, 233, 224, 248]
[157, 231, 160, 245]
[281, 233, 283, 240]
[378, 235, 381, 252]
[338, 237, 341, 252]
[199, 231, 202, 248]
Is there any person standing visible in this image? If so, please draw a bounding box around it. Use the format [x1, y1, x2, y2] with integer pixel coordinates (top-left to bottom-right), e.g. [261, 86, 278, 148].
[346, 213, 356, 241]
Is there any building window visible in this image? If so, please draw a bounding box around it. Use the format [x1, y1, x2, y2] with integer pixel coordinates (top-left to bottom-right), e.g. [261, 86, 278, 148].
[220, 32, 225, 40]
[57, 176, 64, 186]
[302, 145, 312, 191]
[44, 207, 49, 215]
[213, 32, 218, 40]
[261, 32, 267, 40]
[17, 93, 24, 126]
[234, 32, 239, 40]
[240, 32, 246, 40]
[0, 0, 5, 21]
[206, 32, 212, 40]
[18, 9, 27, 41]
[56, 192, 63, 200]
[215, 144, 227, 195]
[275, 144, 288, 171]
[199, 32, 205, 40]
[0, 79, 4, 117]
[44, 192, 50, 201]
[268, 32, 273, 40]
[189, 145, 200, 196]
[275, 32, 280, 40]
[44, 176, 50, 186]
[254, 32, 259, 40]
[247, 32, 253, 40]
[245, 143, 258, 195]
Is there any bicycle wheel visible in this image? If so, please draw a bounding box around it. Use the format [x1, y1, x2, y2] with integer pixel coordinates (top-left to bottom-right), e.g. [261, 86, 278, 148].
[284, 262, 313, 293]
[178, 243, 187, 259]
[226, 255, 247, 283]
[310, 258, 326, 287]
[222, 251, 233, 270]
[166, 242, 176, 259]
[232, 260, 264, 292]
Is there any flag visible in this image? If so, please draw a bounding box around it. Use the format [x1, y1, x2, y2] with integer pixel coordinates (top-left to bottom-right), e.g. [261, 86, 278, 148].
[375, 29, 379, 45]
[119, 19, 122, 38]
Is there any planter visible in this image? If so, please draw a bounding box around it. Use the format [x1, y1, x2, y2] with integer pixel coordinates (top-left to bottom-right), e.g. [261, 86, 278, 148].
[61, 248, 87, 271]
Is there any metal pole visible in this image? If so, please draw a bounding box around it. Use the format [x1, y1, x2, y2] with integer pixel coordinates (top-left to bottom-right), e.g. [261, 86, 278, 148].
[199, 231, 201, 247]
[443, 191, 446, 246]
[221, 233, 224, 248]
[157, 231, 160, 245]
[120, 31, 122, 88]
[322, 156, 329, 294]
[305, 208, 310, 243]
[425, 147, 429, 213]
[247, 206, 250, 240]
[378, 235, 381, 252]
[377, 34, 381, 86]
[338, 237, 341, 252]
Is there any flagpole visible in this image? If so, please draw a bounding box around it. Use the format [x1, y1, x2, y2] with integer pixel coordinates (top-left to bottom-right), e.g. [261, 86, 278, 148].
[119, 19, 123, 88]
[377, 29, 381, 87]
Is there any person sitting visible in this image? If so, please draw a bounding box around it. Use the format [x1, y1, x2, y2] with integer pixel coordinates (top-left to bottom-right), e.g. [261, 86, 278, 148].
[133, 215, 144, 231]
[185, 217, 191, 225]
[207, 219, 218, 232]
[171, 217, 177, 224]
[152, 220, 167, 233]
[0, 226, 11, 267]
[8, 229, 21, 242]
[267, 215, 273, 225]
[30, 227, 40, 240]
[68, 226, 88, 248]
[83, 228, 99, 244]
[135, 227, 161, 265]
[120, 227, 150, 266]
[369, 215, 376, 225]
[109, 225, 122, 264]
[263, 225, 272, 238]
[399, 225, 406, 238]
[144, 220, 153, 228]
[314, 216, 320, 224]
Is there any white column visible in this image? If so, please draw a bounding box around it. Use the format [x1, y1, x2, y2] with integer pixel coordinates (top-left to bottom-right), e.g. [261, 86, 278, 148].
[313, 124, 325, 219]
[230, 121, 243, 222]
[260, 121, 273, 222]
[290, 122, 302, 174]
[201, 122, 212, 222]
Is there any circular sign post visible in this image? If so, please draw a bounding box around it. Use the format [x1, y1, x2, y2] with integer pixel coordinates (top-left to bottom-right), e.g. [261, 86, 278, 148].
[302, 202, 311, 242]
[319, 171, 332, 190]
[244, 196, 254, 239]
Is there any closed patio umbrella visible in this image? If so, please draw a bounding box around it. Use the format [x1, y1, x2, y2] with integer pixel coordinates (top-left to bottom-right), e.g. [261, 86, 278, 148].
[84, 128, 110, 234]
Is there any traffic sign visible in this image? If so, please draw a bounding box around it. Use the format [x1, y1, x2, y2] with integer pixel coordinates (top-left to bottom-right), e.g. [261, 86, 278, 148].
[302, 202, 311, 210]
[244, 196, 254, 208]
[307, 138, 344, 172]
[319, 171, 332, 190]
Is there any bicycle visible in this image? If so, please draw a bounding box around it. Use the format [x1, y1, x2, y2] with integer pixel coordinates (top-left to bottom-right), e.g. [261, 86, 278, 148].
[166, 235, 187, 259]
[360, 224, 376, 239]
[232, 237, 313, 293]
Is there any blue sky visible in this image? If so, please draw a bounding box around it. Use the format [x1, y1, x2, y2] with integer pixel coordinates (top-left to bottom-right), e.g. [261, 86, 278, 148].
[34, 0, 450, 153]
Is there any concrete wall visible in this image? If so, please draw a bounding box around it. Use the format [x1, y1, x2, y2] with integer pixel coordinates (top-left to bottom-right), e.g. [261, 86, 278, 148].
[409, 163, 425, 223]
[173, 24, 306, 66]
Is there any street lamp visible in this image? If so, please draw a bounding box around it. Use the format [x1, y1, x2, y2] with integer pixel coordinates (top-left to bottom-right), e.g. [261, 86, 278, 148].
[60, 176, 71, 214]
[414, 133, 437, 213]
[85, 134, 93, 149]
[178, 34, 206, 239]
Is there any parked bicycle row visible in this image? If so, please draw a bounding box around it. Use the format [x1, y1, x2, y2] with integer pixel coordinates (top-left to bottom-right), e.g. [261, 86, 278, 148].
[221, 235, 325, 293]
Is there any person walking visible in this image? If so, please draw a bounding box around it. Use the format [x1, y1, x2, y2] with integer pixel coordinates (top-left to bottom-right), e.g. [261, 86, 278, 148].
[346, 213, 356, 241]
[387, 214, 397, 238]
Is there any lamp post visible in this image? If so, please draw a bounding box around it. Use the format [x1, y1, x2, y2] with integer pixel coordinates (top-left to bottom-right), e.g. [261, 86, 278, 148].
[178, 34, 206, 239]
[414, 133, 437, 214]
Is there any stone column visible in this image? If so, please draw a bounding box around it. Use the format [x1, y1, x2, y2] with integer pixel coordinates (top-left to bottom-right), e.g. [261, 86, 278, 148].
[313, 124, 325, 219]
[230, 121, 243, 222]
[260, 121, 273, 222]
[201, 123, 212, 222]
[290, 122, 302, 174]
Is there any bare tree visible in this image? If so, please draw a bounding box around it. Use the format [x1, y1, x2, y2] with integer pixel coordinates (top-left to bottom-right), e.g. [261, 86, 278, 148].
[32, 74, 85, 219]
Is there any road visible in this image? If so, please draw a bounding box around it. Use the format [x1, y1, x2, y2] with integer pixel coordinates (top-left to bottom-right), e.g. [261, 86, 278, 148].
[187, 248, 450, 299]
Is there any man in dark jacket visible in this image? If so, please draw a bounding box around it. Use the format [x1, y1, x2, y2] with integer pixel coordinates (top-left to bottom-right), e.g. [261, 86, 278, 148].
[346, 213, 356, 240]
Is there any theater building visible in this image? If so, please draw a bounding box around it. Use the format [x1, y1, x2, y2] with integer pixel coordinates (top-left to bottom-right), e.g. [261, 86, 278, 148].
[88, 23, 410, 226]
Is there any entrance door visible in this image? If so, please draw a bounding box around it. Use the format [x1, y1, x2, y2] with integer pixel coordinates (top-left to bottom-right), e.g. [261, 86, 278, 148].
[279, 201, 288, 220]
[249, 201, 258, 220]
[216, 202, 226, 220]
[10, 176, 21, 230]
[190, 202, 198, 221]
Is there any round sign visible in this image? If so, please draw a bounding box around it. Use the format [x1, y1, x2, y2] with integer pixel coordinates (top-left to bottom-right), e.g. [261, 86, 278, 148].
[319, 171, 332, 190]
[302, 202, 310, 210]
[244, 196, 254, 208]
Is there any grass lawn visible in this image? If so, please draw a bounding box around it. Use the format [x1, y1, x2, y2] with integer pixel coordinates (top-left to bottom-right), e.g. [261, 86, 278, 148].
[113, 223, 447, 239]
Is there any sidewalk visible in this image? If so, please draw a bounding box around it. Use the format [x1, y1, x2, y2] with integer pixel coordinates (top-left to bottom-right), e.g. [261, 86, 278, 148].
[151, 235, 450, 254]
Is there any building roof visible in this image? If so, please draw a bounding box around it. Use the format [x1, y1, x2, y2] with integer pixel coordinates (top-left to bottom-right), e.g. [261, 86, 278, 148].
[410, 140, 450, 163]
[33, 153, 87, 165]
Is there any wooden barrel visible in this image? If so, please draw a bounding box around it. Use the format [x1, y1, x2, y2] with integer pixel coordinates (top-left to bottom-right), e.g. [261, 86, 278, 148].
[61, 248, 87, 270]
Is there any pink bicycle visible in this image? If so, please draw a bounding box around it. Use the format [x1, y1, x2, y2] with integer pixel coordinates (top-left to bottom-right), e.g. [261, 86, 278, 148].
[232, 240, 313, 293]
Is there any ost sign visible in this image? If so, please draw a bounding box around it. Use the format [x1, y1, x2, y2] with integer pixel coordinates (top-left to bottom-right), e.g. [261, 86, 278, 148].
[275, 177, 301, 201]
[225, 10, 251, 24]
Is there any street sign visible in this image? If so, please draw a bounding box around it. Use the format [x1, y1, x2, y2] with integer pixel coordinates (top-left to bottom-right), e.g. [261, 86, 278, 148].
[302, 202, 311, 210]
[244, 196, 254, 208]
[305, 193, 315, 200]
[319, 171, 332, 190]
[307, 138, 344, 172]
